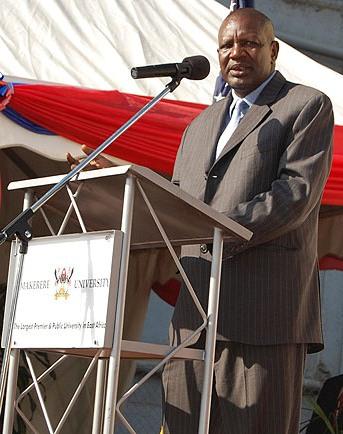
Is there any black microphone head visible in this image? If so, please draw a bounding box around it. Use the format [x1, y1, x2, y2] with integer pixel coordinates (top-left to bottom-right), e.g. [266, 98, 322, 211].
[182, 55, 210, 80]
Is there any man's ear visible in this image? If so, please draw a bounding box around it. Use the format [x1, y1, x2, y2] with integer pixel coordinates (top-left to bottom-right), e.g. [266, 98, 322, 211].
[271, 40, 279, 63]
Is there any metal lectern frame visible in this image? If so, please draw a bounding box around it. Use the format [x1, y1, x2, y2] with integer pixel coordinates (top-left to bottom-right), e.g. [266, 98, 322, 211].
[2, 165, 252, 434]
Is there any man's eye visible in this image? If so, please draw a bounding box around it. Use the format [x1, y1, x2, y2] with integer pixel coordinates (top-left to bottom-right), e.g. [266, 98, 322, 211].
[243, 41, 260, 48]
[217, 43, 233, 54]
[217, 40, 262, 54]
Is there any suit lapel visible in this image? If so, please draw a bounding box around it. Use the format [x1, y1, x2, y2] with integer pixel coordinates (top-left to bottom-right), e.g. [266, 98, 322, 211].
[218, 104, 271, 157]
[212, 71, 287, 167]
[204, 95, 232, 174]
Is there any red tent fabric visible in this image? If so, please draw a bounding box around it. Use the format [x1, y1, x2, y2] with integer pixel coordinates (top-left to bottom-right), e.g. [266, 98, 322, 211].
[3, 83, 205, 175]
[319, 255, 343, 271]
[322, 126, 343, 205]
[2, 82, 343, 204]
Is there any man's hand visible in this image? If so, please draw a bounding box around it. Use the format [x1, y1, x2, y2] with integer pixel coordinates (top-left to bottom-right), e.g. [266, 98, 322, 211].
[67, 144, 114, 170]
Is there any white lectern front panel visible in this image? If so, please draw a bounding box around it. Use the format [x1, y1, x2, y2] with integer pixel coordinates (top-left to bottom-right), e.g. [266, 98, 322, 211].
[2, 230, 122, 350]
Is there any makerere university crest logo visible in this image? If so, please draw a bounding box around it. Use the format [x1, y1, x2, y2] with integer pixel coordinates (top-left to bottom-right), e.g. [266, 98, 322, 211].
[54, 267, 74, 300]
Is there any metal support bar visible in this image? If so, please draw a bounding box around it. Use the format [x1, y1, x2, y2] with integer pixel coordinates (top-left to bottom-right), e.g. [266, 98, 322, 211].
[102, 174, 135, 434]
[25, 353, 54, 434]
[116, 321, 207, 433]
[92, 359, 108, 434]
[2, 349, 20, 433]
[198, 227, 223, 434]
[16, 355, 68, 404]
[15, 355, 68, 434]
[1, 189, 34, 427]
[54, 352, 101, 434]
[58, 184, 83, 235]
[136, 180, 207, 321]
[37, 199, 56, 236]
[15, 351, 100, 434]
[65, 184, 87, 233]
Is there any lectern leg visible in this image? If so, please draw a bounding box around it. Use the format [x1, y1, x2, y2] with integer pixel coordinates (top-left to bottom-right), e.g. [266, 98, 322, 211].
[103, 174, 135, 434]
[198, 227, 223, 434]
[1, 189, 33, 432]
[92, 359, 108, 434]
[2, 349, 20, 434]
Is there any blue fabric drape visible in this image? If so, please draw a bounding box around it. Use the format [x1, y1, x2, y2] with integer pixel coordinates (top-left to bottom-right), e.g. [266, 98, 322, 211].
[0, 82, 55, 135]
[2, 106, 55, 135]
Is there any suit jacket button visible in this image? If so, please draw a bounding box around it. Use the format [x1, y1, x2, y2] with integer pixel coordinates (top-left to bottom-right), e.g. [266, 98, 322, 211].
[200, 244, 208, 254]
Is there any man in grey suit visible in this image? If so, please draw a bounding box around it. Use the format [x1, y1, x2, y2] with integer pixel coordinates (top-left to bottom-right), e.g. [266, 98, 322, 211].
[162, 8, 334, 434]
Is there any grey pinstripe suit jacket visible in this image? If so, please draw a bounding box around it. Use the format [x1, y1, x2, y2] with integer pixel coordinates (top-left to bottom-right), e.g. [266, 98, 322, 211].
[170, 71, 334, 352]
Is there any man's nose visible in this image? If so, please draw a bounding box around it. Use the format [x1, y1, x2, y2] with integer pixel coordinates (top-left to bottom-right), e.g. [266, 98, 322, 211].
[230, 42, 244, 58]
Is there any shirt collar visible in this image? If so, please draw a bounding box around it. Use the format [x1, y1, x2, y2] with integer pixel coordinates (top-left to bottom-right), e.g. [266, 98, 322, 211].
[231, 70, 277, 109]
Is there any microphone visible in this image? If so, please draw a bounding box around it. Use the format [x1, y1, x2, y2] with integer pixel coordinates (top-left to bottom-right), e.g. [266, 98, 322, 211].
[131, 56, 210, 81]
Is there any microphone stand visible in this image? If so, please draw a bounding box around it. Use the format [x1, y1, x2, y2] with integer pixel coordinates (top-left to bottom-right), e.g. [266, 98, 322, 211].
[0, 75, 182, 418]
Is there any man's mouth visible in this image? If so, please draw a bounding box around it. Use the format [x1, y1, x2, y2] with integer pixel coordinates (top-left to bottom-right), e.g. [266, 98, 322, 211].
[229, 64, 251, 76]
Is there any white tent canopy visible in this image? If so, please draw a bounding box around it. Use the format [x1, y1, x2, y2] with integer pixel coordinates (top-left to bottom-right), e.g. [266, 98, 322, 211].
[0, 0, 342, 122]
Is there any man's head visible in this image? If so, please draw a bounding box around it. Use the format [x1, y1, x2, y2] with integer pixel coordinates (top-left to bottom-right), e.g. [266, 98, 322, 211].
[218, 8, 279, 97]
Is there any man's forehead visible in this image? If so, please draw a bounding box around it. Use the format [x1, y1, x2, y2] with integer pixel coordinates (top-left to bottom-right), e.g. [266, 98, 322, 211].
[219, 17, 270, 40]
[220, 28, 262, 38]
[219, 26, 263, 41]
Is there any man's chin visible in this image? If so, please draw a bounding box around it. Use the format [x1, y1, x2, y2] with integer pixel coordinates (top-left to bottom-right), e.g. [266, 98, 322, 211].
[227, 77, 252, 93]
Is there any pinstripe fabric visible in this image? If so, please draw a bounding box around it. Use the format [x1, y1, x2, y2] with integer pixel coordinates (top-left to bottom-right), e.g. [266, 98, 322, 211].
[163, 72, 333, 433]
[171, 72, 334, 351]
[162, 341, 306, 434]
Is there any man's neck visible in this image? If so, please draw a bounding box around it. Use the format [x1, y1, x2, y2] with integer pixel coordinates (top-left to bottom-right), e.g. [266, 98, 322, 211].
[232, 71, 277, 106]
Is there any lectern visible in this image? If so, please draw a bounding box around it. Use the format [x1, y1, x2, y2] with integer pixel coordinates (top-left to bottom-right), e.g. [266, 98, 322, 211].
[1, 165, 252, 434]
